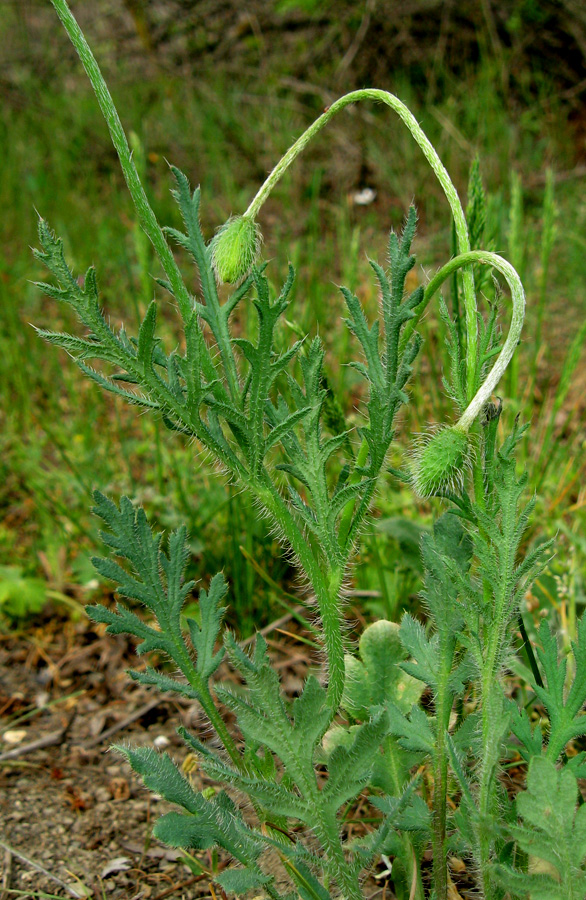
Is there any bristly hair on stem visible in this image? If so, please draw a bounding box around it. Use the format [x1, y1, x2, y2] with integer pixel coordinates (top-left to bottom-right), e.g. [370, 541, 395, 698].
[36, 6, 560, 900]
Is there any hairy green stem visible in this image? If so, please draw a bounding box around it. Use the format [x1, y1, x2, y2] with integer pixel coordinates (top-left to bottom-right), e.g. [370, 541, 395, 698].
[244, 88, 478, 399]
[257, 477, 346, 712]
[476, 563, 514, 896]
[198, 684, 242, 767]
[384, 737, 425, 900]
[316, 809, 363, 900]
[338, 437, 370, 550]
[477, 669, 501, 900]
[432, 662, 453, 900]
[51, 0, 194, 324]
[404, 250, 525, 430]
[318, 570, 346, 712]
[166, 629, 242, 767]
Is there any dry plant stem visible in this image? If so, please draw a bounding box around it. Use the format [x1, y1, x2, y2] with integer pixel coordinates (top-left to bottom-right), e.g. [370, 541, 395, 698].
[244, 88, 479, 401]
[0, 840, 86, 899]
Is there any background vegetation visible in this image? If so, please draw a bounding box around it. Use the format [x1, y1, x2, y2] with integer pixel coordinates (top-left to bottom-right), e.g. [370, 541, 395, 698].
[2, 0, 586, 638]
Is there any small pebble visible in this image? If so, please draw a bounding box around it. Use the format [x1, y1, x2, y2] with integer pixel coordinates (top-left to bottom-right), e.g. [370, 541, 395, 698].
[352, 187, 376, 205]
[3, 729, 27, 744]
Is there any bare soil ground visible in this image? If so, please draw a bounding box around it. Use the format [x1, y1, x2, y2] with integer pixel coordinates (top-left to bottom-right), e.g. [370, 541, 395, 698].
[0, 613, 397, 900]
[0, 615, 218, 898]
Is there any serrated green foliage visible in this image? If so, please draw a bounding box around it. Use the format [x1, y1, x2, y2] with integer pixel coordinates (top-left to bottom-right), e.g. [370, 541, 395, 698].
[494, 757, 586, 900]
[216, 867, 270, 895]
[509, 701, 544, 763]
[387, 702, 435, 755]
[117, 745, 270, 888]
[528, 614, 586, 762]
[216, 635, 332, 793]
[466, 158, 486, 253]
[399, 613, 440, 689]
[341, 208, 424, 485]
[154, 792, 263, 862]
[321, 709, 389, 811]
[118, 745, 201, 812]
[466, 157, 494, 299]
[33, 215, 225, 430]
[85, 492, 229, 721]
[197, 631, 398, 897]
[399, 512, 471, 694]
[34, 221, 166, 410]
[460, 423, 552, 676]
[87, 491, 195, 652]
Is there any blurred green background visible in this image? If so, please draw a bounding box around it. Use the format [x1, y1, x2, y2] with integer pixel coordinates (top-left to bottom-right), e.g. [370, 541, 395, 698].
[1, 0, 586, 636]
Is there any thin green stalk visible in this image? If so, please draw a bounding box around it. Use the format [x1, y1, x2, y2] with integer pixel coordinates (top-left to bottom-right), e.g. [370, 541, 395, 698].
[533, 168, 556, 380]
[432, 661, 453, 900]
[50, 0, 193, 324]
[243, 89, 479, 400]
[167, 628, 242, 768]
[476, 560, 514, 897]
[535, 318, 586, 492]
[404, 250, 525, 429]
[338, 437, 369, 548]
[472, 421, 487, 509]
[317, 570, 346, 712]
[477, 670, 501, 900]
[315, 809, 363, 900]
[450, 219, 464, 360]
[258, 475, 346, 712]
[507, 172, 524, 402]
[383, 736, 425, 900]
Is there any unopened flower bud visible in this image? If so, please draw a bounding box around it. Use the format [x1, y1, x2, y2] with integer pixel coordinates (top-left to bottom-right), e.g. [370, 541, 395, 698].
[210, 215, 261, 284]
[412, 425, 469, 498]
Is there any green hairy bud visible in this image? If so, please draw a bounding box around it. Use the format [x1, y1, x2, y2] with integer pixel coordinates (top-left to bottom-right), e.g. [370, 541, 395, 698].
[412, 425, 469, 498]
[210, 214, 261, 284]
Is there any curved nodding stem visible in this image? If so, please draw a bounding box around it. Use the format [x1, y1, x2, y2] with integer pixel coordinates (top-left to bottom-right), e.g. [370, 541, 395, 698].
[244, 88, 479, 400]
[418, 250, 526, 431]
